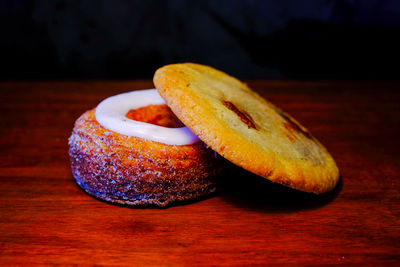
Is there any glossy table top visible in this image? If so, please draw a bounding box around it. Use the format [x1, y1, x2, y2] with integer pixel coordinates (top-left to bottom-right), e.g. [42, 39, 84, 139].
[0, 81, 399, 265]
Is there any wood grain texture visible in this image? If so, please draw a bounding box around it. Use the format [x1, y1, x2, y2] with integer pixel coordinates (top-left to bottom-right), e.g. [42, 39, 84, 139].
[0, 81, 399, 265]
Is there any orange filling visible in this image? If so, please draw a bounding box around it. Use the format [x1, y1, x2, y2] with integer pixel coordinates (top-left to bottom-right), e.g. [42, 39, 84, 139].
[126, 104, 184, 128]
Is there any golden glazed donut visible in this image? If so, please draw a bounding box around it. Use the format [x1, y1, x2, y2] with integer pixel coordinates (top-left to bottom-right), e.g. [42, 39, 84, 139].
[69, 89, 222, 207]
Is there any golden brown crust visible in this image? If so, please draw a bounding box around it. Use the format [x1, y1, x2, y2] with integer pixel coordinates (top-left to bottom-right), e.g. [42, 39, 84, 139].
[68, 108, 222, 207]
[154, 63, 339, 194]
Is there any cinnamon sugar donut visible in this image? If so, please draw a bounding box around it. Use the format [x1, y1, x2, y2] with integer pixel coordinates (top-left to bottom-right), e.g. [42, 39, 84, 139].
[68, 89, 222, 207]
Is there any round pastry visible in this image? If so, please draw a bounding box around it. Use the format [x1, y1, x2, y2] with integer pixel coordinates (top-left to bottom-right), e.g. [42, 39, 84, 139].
[68, 89, 222, 207]
[154, 63, 339, 194]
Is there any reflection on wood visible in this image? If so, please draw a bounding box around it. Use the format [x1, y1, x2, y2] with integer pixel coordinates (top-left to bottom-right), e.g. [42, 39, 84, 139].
[0, 81, 399, 265]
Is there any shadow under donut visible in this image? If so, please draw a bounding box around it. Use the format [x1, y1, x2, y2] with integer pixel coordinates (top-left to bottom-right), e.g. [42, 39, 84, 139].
[218, 162, 342, 213]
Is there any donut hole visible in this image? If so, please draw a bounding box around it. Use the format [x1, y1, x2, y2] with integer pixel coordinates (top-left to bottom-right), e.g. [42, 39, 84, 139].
[126, 104, 185, 128]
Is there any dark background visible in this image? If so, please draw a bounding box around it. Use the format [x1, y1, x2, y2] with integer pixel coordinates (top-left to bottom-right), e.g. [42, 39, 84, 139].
[1, 0, 399, 80]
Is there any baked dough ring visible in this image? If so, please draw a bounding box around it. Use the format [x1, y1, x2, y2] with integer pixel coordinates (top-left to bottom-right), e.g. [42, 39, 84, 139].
[69, 98, 222, 207]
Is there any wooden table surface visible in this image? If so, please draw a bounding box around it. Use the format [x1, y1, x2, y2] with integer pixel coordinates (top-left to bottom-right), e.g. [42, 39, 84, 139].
[0, 81, 399, 265]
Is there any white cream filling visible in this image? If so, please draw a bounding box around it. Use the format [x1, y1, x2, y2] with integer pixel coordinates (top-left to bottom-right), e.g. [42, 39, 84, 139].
[95, 89, 200, 145]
